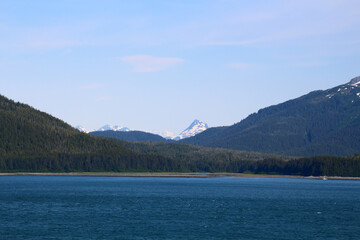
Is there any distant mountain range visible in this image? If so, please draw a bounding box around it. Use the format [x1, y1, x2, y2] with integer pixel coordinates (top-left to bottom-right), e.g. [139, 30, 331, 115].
[75, 124, 130, 133]
[1, 93, 297, 174]
[97, 124, 130, 132]
[2, 76, 360, 176]
[181, 76, 360, 157]
[35, 75, 360, 157]
[77, 119, 208, 141]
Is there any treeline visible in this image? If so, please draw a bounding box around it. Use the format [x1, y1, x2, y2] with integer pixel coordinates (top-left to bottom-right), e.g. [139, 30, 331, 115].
[120, 141, 292, 162]
[0, 153, 178, 173]
[1, 153, 360, 177]
[249, 156, 360, 177]
[1, 93, 360, 176]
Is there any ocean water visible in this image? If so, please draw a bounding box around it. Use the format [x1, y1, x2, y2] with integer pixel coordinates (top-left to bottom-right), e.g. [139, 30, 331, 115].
[0, 176, 359, 240]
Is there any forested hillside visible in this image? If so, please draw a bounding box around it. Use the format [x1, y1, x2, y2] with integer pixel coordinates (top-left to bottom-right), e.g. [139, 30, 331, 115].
[121, 141, 290, 162]
[118, 141, 360, 176]
[181, 77, 360, 156]
[0, 94, 175, 172]
[1, 93, 360, 176]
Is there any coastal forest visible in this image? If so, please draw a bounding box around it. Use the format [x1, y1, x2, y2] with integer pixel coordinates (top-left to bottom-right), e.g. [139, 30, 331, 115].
[1, 93, 360, 176]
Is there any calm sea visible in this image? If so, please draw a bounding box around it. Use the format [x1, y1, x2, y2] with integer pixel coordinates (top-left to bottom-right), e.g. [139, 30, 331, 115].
[0, 176, 359, 240]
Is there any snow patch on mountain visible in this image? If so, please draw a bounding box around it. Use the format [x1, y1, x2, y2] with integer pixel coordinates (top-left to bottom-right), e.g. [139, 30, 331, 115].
[75, 120, 208, 140]
[173, 119, 208, 140]
[97, 124, 130, 132]
[326, 76, 360, 99]
[156, 130, 175, 140]
[349, 76, 360, 86]
[75, 124, 130, 133]
[75, 125, 88, 133]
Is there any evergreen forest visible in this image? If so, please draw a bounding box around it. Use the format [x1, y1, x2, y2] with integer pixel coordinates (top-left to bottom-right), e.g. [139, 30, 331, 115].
[1, 94, 360, 177]
[181, 78, 360, 157]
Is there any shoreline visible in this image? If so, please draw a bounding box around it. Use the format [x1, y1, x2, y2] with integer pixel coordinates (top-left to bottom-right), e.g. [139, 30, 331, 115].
[1, 172, 360, 180]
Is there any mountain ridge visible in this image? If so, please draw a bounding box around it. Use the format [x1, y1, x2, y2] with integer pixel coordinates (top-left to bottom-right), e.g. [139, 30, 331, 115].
[76, 124, 130, 133]
[1, 89, 360, 176]
[78, 119, 209, 141]
[97, 124, 130, 132]
[0, 94, 177, 172]
[173, 119, 208, 140]
[180, 76, 360, 156]
[0, 93, 297, 174]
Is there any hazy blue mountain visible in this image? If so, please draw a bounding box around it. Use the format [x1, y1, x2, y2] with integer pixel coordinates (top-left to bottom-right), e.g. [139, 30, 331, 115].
[181, 76, 360, 157]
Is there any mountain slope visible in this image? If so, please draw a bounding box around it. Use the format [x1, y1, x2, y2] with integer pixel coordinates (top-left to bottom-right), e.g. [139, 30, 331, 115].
[97, 124, 130, 132]
[156, 130, 175, 140]
[89, 130, 167, 142]
[0, 93, 289, 173]
[0, 94, 175, 172]
[75, 125, 88, 133]
[173, 119, 208, 140]
[1, 93, 360, 176]
[181, 76, 360, 156]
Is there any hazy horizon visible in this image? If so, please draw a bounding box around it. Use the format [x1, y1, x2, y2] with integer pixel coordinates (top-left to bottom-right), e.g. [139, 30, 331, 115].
[1, 0, 360, 134]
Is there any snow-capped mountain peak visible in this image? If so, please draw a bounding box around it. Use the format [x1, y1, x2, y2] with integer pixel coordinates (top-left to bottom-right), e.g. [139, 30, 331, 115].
[97, 124, 130, 132]
[75, 124, 130, 133]
[173, 119, 208, 140]
[75, 125, 88, 133]
[325, 76, 360, 99]
[75, 120, 207, 140]
[349, 76, 360, 87]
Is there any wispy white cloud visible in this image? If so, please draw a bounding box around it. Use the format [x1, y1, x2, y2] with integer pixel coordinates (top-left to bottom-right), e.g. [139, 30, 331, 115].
[120, 55, 184, 72]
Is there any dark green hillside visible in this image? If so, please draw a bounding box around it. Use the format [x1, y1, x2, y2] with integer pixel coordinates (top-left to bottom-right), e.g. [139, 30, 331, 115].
[0, 93, 290, 173]
[120, 141, 293, 172]
[0, 94, 127, 156]
[89, 130, 167, 142]
[0, 94, 176, 172]
[1, 93, 360, 176]
[121, 141, 291, 162]
[119, 141, 360, 177]
[181, 76, 360, 156]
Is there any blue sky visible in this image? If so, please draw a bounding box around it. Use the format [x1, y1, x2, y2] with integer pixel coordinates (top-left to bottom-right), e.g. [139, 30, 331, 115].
[1, 0, 360, 134]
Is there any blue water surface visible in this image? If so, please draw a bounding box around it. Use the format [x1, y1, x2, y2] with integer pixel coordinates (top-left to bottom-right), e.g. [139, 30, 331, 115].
[0, 176, 359, 240]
